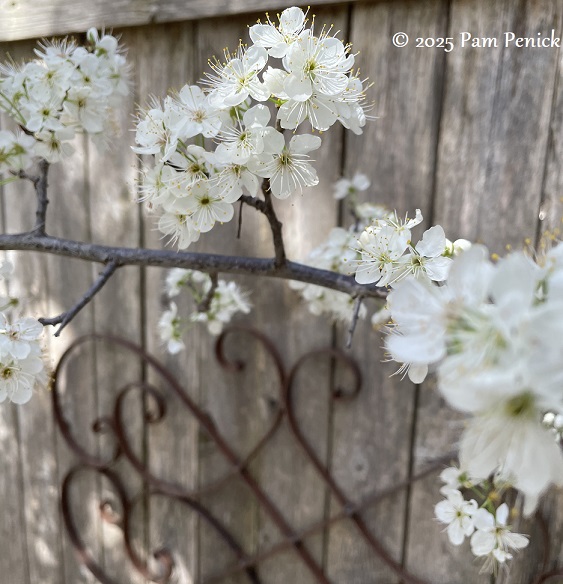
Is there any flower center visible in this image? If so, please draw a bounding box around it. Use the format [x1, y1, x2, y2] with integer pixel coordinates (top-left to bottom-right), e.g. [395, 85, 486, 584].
[0, 366, 14, 380]
[504, 391, 535, 419]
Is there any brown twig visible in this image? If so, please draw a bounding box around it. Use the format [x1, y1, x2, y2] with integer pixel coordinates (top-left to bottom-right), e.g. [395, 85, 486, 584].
[237, 200, 244, 239]
[241, 180, 286, 267]
[34, 159, 49, 235]
[13, 159, 50, 234]
[346, 295, 363, 349]
[39, 260, 118, 336]
[197, 272, 218, 313]
[0, 232, 387, 299]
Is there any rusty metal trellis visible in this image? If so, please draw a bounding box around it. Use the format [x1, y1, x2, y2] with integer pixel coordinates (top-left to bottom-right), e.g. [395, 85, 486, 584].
[51, 328, 561, 584]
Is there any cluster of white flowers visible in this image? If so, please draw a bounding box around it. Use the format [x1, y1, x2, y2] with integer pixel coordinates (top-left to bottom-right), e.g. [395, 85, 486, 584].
[353, 209, 454, 288]
[385, 242, 563, 514]
[158, 269, 251, 352]
[0, 261, 46, 404]
[380, 235, 563, 571]
[435, 467, 529, 572]
[291, 175, 389, 322]
[0, 29, 129, 167]
[135, 6, 370, 250]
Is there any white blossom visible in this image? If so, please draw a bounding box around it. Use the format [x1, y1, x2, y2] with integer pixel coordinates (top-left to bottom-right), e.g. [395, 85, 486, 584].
[249, 7, 307, 58]
[434, 490, 478, 546]
[206, 45, 269, 108]
[470, 504, 528, 569]
[249, 132, 321, 199]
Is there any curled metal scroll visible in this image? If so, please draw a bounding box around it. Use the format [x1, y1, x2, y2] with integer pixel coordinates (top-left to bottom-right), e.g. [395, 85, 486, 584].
[52, 328, 558, 584]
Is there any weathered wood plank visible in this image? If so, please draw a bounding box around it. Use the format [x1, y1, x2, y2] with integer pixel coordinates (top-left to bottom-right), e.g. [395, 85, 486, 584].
[410, 0, 563, 582]
[327, 1, 448, 582]
[135, 21, 201, 584]
[0, 0, 377, 42]
[0, 38, 64, 584]
[49, 138, 102, 584]
[194, 16, 261, 583]
[510, 3, 563, 582]
[434, 0, 561, 253]
[85, 25, 146, 584]
[0, 109, 31, 584]
[248, 4, 346, 581]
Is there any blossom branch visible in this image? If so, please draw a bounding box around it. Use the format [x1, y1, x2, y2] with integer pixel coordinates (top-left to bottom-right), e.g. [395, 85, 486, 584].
[0, 232, 387, 300]
[39, 260, 118, 336]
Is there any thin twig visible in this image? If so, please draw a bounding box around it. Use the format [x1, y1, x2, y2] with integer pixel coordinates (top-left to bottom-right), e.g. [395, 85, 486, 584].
[237, 200, 243, 239]
[197, 272, 218, 313]
[346, 296, 363, 349]
[39, 260, 118, 336]
[34, 159, 50, 235]
[262, 185, 286, 267]
[0, 232, 388, 300]
[241, 182, 287, 267]
[13, 169, 38, 183]
[240, 190, 287, 268]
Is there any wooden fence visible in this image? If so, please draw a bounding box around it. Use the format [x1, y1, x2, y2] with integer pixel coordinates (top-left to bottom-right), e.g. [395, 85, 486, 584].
[0, 0, 562, 582]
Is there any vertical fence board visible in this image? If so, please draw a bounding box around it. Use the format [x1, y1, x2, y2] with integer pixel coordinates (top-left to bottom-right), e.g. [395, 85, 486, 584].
[134, 22, 202, 584]
[84, 26, 146, 584]
[408, 0, 563, 582]
[537, 20, 563, 576]
[326, 1, 449, 582]
[50, 136, 101, 584]
[195, 17, 262, 583]
[0, 38, 65, 584]
[252, 5, 347, 582]
[0, 85, 31, 584]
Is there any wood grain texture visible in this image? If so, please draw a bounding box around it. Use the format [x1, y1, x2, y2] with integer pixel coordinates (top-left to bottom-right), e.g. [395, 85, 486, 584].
[135, 21, 201, 584]
[409, 0, 563, 582]
[434, 0, 562, 253]
[326, 1, 448, 582]
[0, 38, 65, 584]
[49, 135, 102, 584]
[0, 110, 32, 584]
[0, 0, 367, 42]
[249, 5, 346, 581]
[86, 25, 146, 583]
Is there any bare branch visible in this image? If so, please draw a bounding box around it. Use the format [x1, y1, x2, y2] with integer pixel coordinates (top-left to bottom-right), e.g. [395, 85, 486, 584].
[39, 260, 118, 336]
[34, 159, 49, 235]
[241, 180, 287, 267]
[0, 232, 387, 301]
[346, 296, 364, 349]
[13, 169, 38, 183]
[237, 200, 243, 239]
[262, 189, 286, 267]
[12, 159, 50, 234]
[197, 272, 218, 313]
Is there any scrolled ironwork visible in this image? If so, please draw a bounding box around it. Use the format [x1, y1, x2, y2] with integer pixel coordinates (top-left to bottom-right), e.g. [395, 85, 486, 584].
[52, 328, 560, 584]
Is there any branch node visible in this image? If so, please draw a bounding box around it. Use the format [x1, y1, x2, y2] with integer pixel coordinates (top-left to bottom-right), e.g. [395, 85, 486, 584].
[39, 260, 118, 336]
